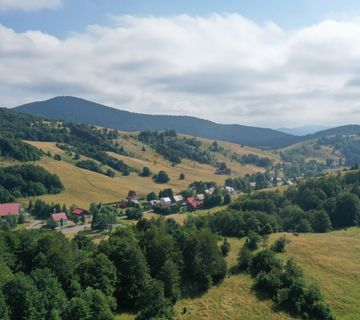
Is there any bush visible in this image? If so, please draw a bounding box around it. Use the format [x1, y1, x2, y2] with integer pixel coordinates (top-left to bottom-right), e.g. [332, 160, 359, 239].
[154, 170, 170, 183]
[250, 249, 282, 276]
[139, 167, 151, 177]
[237, 246, 252, 271]
[220, 238, 231, 257]
[245, 231, 263, 250]
[271, 235, 289, 253]
[126, 208, 143, 220]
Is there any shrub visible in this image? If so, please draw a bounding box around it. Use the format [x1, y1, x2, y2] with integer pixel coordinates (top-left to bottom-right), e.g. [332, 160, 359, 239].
[271, 235, 289, 253]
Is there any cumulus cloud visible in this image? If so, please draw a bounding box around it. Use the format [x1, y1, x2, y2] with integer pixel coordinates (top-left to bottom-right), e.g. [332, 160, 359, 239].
[0, 0, 61, 11]
[1, 14, 360, 127]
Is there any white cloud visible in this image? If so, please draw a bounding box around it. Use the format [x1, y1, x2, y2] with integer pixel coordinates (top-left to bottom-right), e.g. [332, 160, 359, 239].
[0, 0, 61, 11]
[1, 14, 360, 127]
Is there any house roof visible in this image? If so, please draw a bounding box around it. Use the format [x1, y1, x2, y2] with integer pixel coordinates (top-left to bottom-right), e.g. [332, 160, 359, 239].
[51, 212, 68, 222]
[72, 208, 87, 215]
[173, 195, 184, 202]
[196, 194, 205, 201]
[160, 197, 172, 203]
[0, 203, 20, 217]
[187, 197, 201, 209]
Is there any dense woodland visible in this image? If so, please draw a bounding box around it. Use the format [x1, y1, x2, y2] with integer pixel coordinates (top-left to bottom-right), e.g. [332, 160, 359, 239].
[188, 169, 360, 237]
[0, 165, 63, 202]
[0, 137, 43, 162]
[0, 218, 226, 320]
[139, 130, 213, 165]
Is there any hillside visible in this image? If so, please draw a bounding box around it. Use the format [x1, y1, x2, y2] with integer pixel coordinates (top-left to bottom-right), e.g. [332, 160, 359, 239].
[14, 96, 298, 148]
[175, 229, 360, 320]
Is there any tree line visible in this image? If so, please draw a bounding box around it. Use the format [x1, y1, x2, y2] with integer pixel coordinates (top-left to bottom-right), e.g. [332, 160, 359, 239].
[0, 217, 226, 320]
[0, 164, 63, 202]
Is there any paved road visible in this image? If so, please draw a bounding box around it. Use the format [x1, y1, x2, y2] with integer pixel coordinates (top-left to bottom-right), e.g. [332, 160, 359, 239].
[61, 223, 91, 235]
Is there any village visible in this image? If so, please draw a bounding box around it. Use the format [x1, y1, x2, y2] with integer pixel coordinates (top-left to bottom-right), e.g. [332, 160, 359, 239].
[0, 173, 299, 235]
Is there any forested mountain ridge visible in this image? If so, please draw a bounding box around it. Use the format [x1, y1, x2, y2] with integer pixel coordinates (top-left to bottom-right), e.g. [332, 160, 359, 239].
[14, 96, 299, 148]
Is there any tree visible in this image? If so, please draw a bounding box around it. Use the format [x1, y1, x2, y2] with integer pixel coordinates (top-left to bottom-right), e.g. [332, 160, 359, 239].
[179, 173, 185, 180]
[136, 278, 173, 320]
[3, 273, 44, 320]
[332, 192, 360, 228]
[295, 219, 313, 233]
[125, 208, 143, 220]
[146, 192, 158, 201]
[310, 210, 332, 232]
[271, 236, 289, 253]
[245, 231, 262, 250]
[91, 206, 118, 233]
[99, 229, 151, 307]
[0, 291, 9, 320]
[223, 193, 231, 205]
[158, 188, 174, 199]
[140, 167, 151, 177]
[158, 259, 181, 304]
[77, 254, 117, 299]
[154, 170, 170, 183]
[250, 249, 282, 276]
[220, 238, 231, 257]
[30, 268, 67, 320]
[238, 246, 252, 271]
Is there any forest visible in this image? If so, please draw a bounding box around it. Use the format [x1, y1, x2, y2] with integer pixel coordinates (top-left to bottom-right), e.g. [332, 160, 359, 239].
[0, 164, 64, 201]
[0, 218, 226, 320]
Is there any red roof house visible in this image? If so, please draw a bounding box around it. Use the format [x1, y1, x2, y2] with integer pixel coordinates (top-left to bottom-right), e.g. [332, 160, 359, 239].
[0, 203, 21, 217]
[72, 208, 89, 216]
[186, 197, 202, 211]
[51, 212, 68, 226]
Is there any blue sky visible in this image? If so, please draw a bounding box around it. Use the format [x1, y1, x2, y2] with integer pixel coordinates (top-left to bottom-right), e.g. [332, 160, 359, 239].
[2, 0, 360, 36]
[1, 0, 360, 127]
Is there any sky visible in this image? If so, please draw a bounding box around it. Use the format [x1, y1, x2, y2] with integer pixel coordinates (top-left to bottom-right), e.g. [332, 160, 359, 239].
[1, 1, 360, 128]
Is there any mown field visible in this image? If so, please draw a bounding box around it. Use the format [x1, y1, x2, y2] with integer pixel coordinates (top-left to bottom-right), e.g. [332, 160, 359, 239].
[24, 139, 264, 207]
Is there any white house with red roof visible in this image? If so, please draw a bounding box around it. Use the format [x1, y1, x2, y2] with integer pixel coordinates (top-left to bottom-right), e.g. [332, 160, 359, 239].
[0, 203, 21, 221]
[50, 212, 68, 227]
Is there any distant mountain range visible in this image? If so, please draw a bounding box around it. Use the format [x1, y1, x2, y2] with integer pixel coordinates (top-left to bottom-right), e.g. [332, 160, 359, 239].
[277, 125, 330, 136]
[13, 96, 360, 149]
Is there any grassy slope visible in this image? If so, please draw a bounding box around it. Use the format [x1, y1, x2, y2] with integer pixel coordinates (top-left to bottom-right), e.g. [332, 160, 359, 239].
[274, 139, 342, 163]
[175, 229, 360, 320]
[270, 230, 360, 320]
[24, 136, 271, 207]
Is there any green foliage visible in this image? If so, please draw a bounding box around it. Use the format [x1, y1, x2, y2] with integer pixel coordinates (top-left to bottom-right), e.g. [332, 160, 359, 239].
[139, 166, 151, 177]
[220, 238, 231, 257]
[237, 246, 253, 271]
[147, 192, 158, 201]
[203, 190, 223, 209]
[76, 160, 102, 173]
[139, 130, 212, 164]
[245, 231, 263, 250]
[179, 173, 185, 180]
[0, 137, 42, 161]
[125, 208, 143, 220]
[91, 206, 118, 232]
[154, 170, 170, 183]
[223, 193, 231, 205]
[0, 164, 63, 199]
[333, 192, 360, 228]
[271, 236, 289, 253]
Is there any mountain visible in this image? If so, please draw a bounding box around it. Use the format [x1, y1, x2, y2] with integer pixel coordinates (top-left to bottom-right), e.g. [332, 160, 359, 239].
[14, 96, 299, 148]
[304, 125, 360, 139]
[277, 125, 330, 136]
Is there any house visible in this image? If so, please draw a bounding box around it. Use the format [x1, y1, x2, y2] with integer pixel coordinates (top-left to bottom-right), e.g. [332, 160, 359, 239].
[51, 212, 68, 227]
[119, 200, 129, 208]
[160, 197, 172, 208]
[225, 186, 235, 194]
[149, 200, 160, 206]
[205, 187, 215, 195]
[127, 190, 137, 200]
[196, 194, 205, 201]
[129, 199, 140, 207]
[250, 182, 256, 188]
[72, 208, 89, 217]
[173, 195, 184, 204]
[0, 203, 21, 221]
[186, 197, 202, 211]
